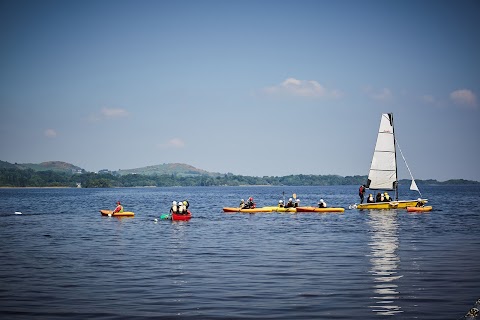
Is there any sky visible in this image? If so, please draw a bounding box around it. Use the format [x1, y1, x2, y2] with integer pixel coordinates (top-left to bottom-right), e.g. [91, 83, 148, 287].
[1, 0, 479, 181]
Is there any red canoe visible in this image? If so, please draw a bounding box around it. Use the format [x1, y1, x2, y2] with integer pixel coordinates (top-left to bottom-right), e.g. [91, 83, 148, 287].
[172, 210, 192, 221]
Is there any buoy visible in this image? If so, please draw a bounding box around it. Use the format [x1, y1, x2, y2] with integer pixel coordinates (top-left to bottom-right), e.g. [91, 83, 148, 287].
[14, 211, 22, 215]
[154, 218, 158, 222]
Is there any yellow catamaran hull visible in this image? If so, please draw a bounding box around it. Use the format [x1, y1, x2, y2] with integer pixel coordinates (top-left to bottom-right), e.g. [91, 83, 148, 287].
[356, 199, 427, 210]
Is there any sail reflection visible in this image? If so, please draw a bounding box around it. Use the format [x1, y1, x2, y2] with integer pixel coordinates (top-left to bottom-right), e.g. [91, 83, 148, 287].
[368, 211, 403, 316]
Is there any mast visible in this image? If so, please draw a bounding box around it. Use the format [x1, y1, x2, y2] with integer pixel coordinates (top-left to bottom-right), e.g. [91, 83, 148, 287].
[390, 113, 399, 201]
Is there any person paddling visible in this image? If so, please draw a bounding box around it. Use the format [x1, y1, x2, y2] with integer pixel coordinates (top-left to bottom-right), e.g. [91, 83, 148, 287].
[112, 201, 124, 215]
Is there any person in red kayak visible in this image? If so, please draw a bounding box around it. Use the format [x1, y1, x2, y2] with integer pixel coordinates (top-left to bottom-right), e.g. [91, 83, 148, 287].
[113, 201, 124, 215]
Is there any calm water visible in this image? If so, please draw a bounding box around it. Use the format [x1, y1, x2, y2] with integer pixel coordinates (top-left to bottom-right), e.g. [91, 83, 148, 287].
[0, 185, 479, 319]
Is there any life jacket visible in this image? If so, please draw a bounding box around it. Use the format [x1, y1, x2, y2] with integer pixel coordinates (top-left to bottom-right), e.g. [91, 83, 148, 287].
[171, 205, 178, 213]
[359, 186, 365, 194]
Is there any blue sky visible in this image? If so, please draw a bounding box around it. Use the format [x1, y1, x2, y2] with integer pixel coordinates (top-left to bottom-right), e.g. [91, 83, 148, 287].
[1, 0, 479, 181]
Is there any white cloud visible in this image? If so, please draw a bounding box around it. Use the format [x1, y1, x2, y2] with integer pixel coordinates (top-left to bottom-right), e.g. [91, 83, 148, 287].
[158, 138, 185, 149]
[264, 77, 342, 98]
[101, 107, 129, 118]
[44, 129, 57, 138]
[450, 89, 477, 108]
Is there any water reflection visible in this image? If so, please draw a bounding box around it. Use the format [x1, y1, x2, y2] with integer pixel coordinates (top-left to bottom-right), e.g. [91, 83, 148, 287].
[368, 210, 403, 316]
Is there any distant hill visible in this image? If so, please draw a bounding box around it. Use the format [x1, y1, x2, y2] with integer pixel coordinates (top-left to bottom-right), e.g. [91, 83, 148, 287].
[0, 160, 84, 173]
[117, 163, 221, 177]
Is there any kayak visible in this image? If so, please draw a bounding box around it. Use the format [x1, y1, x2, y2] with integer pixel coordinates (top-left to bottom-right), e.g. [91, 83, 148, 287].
[296, 206, 345, 213]
[262, 206, 297, 213]
[223, 207, 273, 213]
[172, 211, 192, 221]
[407, 206, 432, 212]
[100, 209, 135, 217]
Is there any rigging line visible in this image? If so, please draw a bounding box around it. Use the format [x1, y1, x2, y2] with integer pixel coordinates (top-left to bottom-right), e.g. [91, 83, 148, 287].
[395, 140, 422, 197]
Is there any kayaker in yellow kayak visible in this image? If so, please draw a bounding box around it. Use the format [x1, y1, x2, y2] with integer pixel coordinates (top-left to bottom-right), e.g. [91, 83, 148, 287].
[318, 199, 327, 208]
[285, 198, 294, 208]
[113, 201, 124, 214]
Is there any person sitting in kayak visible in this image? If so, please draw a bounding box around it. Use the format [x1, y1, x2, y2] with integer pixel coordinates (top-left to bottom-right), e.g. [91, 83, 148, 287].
[318, 199, 327, 208]
[285, 198, 294, 208]
[415, 198, 425, 207]
[278, 200, 284, 208]
[183, 200, 190, 210]
[170, 201, 178, 214]
[239, 199, 246, 209]
[367, 194, 375, 203]
[383, 192, 391, 202]
[294, 199, 300, 207]
[177, 200, 186, 214]
[245, 197, 255, 209]
[113, 201, 124, 214]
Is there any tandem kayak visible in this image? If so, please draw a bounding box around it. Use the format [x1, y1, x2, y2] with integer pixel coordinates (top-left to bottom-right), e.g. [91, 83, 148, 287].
[223, 207, 273, 213]
[407, 206, 432, 212]
[172, 211, 192, 221]
[296, 206, 345, 213]
[100, 209, 135, 217]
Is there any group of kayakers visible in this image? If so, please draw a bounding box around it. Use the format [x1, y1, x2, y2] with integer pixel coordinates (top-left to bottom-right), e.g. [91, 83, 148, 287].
[170, 200, 190, 214]
[236, 196, 329, 208]
[239, 197, 255, 209]
[111, 199, 191, 215]
[277, 198, 300, 208]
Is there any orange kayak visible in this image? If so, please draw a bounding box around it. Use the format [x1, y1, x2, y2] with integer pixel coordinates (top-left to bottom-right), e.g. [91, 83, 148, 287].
[407, 206, 432, 212]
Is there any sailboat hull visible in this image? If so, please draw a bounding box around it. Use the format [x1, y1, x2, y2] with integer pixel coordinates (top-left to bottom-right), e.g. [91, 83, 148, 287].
[357, 199, 427, 210]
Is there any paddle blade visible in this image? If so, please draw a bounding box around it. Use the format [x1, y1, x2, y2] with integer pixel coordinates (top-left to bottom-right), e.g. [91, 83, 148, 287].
[293, 193, 296, 199]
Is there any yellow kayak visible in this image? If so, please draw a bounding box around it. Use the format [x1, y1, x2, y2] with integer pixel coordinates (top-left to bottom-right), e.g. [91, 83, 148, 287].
[223, 207, 273, 213]
[296, 206, 345, 213]
[100, 209, 135, 217]
[262, 206, 297, 213]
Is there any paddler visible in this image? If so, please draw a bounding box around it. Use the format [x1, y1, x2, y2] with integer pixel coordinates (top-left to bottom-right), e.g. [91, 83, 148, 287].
[294, 199, 300, 208]
[285, 198, 294, 208]
[415, 198, 425, 207]
[170, 201, 178, 214]
[318, 199, 327, 208]
[112, 201, 124, 215]
[239, 199, 246, 209]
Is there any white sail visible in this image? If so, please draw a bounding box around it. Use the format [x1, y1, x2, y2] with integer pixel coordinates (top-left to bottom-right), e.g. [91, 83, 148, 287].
[367, 113, 397, 190]
[410, 179, 419, 192]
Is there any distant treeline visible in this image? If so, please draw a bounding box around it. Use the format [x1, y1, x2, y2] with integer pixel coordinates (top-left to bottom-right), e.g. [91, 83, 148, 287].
[0, 168, 478, 188]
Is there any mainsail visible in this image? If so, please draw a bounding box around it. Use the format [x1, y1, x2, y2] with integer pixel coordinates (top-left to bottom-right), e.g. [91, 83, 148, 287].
[366, 113, 397, 191]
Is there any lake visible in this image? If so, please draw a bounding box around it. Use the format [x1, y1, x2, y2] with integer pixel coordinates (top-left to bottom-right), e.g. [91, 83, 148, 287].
[0, 185, 479, 319]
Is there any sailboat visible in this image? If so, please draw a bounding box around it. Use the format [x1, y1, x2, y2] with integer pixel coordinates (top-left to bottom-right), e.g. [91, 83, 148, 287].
[356, 113, 428, 210]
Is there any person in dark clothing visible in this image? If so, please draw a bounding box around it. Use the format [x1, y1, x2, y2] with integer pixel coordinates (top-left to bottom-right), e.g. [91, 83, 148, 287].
[359, 185, 366, 204]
